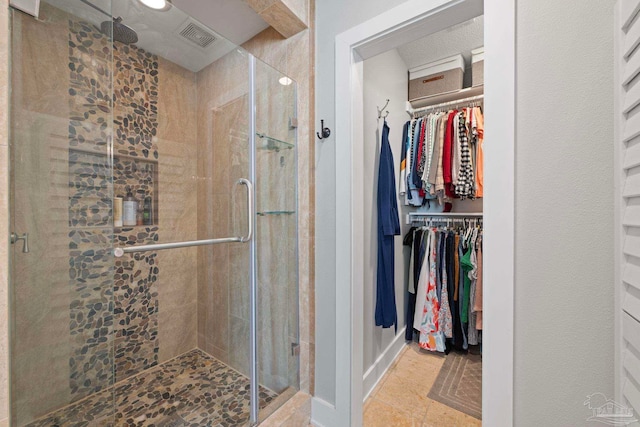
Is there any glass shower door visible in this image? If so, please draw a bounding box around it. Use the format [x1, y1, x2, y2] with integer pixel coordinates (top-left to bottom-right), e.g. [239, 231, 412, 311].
[253, 59, 300, 420]
[9, 1, 299, 423]
[9, 1, 117, 425]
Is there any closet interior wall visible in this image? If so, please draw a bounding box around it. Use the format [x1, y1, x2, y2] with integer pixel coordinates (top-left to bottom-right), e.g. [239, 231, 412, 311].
[362, 15, 484, 398]
[362, 49, 409, 392]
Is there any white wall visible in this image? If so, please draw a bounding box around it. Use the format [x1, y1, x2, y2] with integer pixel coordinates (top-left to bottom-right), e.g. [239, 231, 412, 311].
[361, 49, 408, 378]
[314, 0, 408, 405]
[316, 0, 616, 424]
[513, 0, 615, 424]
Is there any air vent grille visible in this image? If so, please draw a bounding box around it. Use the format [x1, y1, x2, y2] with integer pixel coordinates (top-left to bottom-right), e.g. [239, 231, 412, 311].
[178, 21, 216, 48]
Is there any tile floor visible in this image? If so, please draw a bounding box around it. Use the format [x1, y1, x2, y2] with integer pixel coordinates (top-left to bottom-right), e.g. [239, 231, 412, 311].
[24, 349, 277, 427]
[363, 344, 482, 427]
[259, 392, 312, 427]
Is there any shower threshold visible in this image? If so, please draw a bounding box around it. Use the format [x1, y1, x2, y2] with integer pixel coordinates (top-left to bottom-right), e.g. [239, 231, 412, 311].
[24, 349, 277, 427]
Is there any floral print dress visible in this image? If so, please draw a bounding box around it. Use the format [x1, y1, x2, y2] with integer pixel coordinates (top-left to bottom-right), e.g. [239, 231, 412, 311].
[418, 229, 445, 352]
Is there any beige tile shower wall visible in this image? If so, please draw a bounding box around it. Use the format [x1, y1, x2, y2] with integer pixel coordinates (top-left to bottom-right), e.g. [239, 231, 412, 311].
[195, 5, 315, 393]
[9, 6, 78, 423]
[155, 57, 199, 364]
[196, 49, 250, 368]
[0, 0, 8, 423]
[241, 0, 315, 394]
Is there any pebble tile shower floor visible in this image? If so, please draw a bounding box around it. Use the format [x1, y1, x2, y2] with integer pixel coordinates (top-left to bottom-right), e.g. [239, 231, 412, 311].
[24, 349, 276, 427]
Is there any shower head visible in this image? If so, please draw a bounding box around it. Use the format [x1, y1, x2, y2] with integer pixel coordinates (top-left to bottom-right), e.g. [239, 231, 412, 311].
[101, 17, 139, 45]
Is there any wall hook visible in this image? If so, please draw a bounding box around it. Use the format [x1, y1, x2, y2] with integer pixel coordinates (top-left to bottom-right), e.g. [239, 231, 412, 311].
[317, 120, 331, 140]
[377, 99, 390, 119]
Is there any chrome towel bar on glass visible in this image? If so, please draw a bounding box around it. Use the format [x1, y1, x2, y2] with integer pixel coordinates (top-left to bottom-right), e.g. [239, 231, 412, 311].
[113, 178, 254, 258]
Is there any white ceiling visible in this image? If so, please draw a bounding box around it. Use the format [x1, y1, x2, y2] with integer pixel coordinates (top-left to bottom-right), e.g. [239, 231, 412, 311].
[50, 0, 270, 73]
[396, 15, 484, 87]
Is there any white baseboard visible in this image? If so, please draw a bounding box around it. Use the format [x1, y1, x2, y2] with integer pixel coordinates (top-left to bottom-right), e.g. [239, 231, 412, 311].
[362, 327, 407, 401]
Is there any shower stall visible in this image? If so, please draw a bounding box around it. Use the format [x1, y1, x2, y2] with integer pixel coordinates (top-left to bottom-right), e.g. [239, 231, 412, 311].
[8, 0, 299, 425]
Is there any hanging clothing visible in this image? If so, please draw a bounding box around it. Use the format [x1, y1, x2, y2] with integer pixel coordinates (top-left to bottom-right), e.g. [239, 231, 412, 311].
[418, 229, 445, 352]
[467, 228, 480, 346]
[474, 107, 485, 198]
[375, 121, 401, 329]
[400, 106, 484, 204]
[473, 235, 484, 329]
[399, 122, 409, 198]
[413, 231, 430, 332]
[404, 221, 483, 353]
[403, 228, 425, 341]
[455, 109, 474, 199]
[460, 243, 473, 324]
[438, 232, 453, 339]
[406, 120, 423, 206]
[442, 110, 458, 199]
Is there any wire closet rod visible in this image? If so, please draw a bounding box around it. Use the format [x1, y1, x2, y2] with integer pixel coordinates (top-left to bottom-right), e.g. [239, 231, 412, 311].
[410, 94, 484, 117]
[408, 212, 483, 218]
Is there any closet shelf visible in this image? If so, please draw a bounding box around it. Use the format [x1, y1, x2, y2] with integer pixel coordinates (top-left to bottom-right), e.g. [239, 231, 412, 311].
[256, 133, 294, 151]
[406, 85, 484, 114]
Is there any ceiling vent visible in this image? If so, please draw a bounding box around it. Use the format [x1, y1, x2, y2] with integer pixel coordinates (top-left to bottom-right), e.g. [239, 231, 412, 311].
[177, 19, 216, 49]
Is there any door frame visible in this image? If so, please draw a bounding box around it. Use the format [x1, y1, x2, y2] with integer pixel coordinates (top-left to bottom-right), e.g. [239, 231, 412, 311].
[317, 0, 516, 425]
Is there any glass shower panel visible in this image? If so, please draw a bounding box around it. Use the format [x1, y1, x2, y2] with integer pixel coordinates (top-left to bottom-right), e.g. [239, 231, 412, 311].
[9, 0, 299, 424]
[195, 47, 257, 426]
[254, 60, 299, 419]
[9, 1, 116, 425]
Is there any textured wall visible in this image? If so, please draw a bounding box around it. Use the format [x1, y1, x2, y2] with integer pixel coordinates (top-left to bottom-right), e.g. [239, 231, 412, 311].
[514, 0, 615, 424]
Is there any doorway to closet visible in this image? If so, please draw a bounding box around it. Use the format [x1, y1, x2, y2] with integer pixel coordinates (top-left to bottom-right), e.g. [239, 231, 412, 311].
[320, 0, 516, 426]
[362, 16, 484, 426]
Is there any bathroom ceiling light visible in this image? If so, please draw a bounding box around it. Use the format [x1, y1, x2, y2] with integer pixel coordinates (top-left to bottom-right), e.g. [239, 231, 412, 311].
[279, 76, 293, 86]
[139, 0, 171, 11]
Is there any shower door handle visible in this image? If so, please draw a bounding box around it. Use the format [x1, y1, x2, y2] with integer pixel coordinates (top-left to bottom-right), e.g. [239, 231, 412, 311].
[113, 180, 254, 258]
[10, 232, 29, 253]
[237, 178, 254, 243]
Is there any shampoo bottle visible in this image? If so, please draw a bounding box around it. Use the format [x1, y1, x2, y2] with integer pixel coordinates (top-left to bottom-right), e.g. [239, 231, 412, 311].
[114, 196, 123, 227]
[123, 188, 137, 226]
[143, 196, 152, 225]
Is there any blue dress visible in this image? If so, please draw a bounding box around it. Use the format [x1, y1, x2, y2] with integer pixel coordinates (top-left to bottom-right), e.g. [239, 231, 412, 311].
[375, 121, 401, 329]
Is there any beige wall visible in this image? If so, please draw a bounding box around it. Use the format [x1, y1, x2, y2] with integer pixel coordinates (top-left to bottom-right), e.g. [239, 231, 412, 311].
[155, 57, 198, 364]
[195, 48, 250, 369]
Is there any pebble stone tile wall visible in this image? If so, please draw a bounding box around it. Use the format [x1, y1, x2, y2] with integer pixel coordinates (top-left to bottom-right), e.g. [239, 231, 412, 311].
[67, 18, 161, 400]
